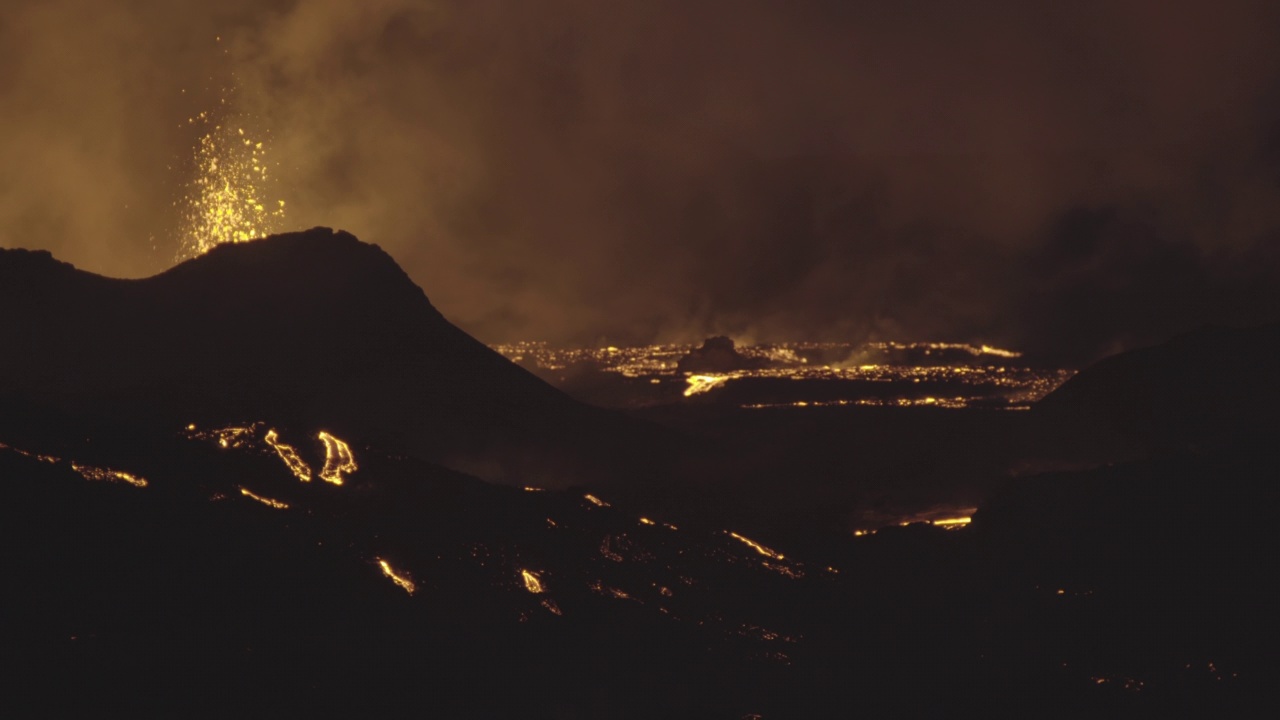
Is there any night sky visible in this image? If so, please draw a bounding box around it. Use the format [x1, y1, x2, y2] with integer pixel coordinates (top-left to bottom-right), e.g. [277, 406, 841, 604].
[3, 0, 1280, 363]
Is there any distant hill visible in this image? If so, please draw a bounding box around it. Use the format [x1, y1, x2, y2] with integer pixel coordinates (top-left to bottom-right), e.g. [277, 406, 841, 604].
[1034, 321, 1280, 451]
[0, 228, 669, 487]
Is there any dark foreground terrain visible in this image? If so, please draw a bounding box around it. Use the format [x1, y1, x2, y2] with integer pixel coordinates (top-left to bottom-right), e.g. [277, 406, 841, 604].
[2, 230, 1277, 717]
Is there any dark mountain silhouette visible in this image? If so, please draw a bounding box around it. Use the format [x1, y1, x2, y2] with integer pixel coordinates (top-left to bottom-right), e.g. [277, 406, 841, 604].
[1034, 321, 1280, 454]
[2, 231, 1277, 715]
[0, 228, 671, 487]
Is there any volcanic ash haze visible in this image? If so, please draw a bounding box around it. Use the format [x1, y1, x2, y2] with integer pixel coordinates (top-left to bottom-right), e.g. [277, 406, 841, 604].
[3, 0, 1280, 363]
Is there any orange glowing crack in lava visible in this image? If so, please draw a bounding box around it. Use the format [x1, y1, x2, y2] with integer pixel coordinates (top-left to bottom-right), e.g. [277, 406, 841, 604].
[521, 569, 545, 594]
[317, 431, 357, 485]
[377, 558, 417, 595]
[263, 429, 312, 482]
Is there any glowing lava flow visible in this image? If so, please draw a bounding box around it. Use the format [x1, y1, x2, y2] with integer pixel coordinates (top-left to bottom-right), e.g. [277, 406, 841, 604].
[317, 432, 357, 485]
[377, 559, 416, 595]
[521, 569, 545, 594]
[239, 487, 289, 510]
[727, 531, 785, 560]
[263, 430, 312, 482]
[495, 341, 1074, 409]
[0, 442, 60, 464]
[684, 374, 731, 397]
[175, 86, 286, 260]
[70, 463, 148, 488]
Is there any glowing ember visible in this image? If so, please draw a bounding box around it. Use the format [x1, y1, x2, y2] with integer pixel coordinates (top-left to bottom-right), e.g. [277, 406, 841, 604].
[377, 558, 416, 595]
[70, 463, 148, 488]
[583, 493, 610, 507]
[727, 531, 784, 560]
[932, 516, 973, 530]
[238, 486, 289, 510]
[175, 88, 286, 260]
[263, 429, 312, 482]
[520, 569, 545, 594]
[317, 431, 357, 485]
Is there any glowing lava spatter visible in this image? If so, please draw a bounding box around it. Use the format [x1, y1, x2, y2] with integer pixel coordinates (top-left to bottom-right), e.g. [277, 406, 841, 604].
[175, 85, 286, 260]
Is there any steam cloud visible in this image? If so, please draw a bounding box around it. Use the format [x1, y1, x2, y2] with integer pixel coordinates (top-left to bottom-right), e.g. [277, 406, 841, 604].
[3, 0, 1280, 363]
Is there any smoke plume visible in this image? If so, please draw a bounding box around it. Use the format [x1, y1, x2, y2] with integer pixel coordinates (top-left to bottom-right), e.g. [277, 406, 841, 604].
[4, 0, 1280, 363]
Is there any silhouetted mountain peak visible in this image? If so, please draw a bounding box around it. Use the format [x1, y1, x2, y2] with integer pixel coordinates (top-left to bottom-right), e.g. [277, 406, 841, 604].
[1035, 319, 1280, 448]
[0, 229, 666, 487]
[0, 246, 84, 289]
[156, 227, 445, 322]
